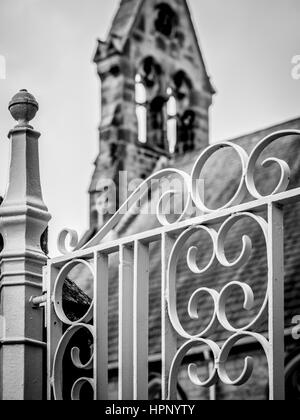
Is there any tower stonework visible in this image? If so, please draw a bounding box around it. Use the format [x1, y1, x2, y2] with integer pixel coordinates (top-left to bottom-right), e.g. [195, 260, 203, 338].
[89, 0, 214, 231]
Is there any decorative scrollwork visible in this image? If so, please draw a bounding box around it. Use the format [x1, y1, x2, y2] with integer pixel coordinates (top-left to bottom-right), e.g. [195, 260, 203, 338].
[48, 129, 300, 400]
[167, 212, 270, 398]
[51, 258, 96, 400]
[168, 339, 221, 400]
[85, 168, 192, 248]
[216, 213, 269, 332]
[53, 259, 94, 325]
[191, 142, 249, 213]
[58, 229, 79, 255]
[168, 213, 268, 338]
[57, 130, 300, 257]
[168, 226, 219, 339]
[246, 130, 300, 199]
[52, 324, 95, 401]
[217, 281, 255, 333]
[71, 378, 95, 401]
[56, 168, 192, 253]
[168, 329, 270, 399]
[186, 227, 218, 275]
[218, 332, 269, 386]
[71, 345, 94, 370]
[216, 213, 254, 269]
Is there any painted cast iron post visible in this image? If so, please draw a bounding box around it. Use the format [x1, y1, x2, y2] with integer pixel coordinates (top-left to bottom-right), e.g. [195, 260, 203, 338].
[0, 90, 51, 400]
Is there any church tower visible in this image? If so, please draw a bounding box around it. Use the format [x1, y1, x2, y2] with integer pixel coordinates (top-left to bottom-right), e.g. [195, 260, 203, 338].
[89, 0, 215, 231]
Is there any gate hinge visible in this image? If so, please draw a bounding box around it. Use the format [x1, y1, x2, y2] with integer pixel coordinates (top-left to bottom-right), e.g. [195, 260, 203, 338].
[30, 294, 47, 309]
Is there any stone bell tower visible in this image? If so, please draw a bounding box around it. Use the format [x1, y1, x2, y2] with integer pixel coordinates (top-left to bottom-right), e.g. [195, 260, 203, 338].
[89, 0, 215, 231]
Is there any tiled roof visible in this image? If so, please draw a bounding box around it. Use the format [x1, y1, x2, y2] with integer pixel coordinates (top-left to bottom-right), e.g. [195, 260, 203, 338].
[70, 117, 300, 363]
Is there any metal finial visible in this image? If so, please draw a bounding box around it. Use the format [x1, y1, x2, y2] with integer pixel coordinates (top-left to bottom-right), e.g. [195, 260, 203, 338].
[8, 89, 39, 127]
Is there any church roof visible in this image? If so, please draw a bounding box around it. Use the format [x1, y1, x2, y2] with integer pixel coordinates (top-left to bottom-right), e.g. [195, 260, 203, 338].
[93, 0, 143, 62]
[68, 116, 300, 363]
[109, 0, 143, 43]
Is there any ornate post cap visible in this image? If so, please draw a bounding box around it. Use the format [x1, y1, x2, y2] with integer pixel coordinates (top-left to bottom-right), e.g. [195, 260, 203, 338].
[8, 89, 39, 128]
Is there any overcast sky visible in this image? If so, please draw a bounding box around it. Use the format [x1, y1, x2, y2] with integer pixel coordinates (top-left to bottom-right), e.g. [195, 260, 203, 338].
[0, 0, 300, 255]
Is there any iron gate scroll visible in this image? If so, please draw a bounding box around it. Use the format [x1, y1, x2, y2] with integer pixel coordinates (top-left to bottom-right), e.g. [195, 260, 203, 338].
[46, 130, 300, 400]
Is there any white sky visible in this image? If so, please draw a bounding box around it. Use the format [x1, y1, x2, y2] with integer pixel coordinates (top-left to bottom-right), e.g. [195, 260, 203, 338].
[0, 0, 300, 255]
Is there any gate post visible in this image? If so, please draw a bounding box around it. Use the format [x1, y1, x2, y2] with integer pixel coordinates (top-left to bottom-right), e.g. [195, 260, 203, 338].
[0, 90, 51, 400]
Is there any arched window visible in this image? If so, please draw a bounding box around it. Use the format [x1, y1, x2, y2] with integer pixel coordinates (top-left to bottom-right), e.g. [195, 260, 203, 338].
[135, 74, 147, 144]
[136, 57, 167, 149]
[139, 56, 162, 90]
[171, 70, 195, 153]
[173, 70, 192, 103]
[149, 95, 165, 149]
[181, 110, 195, 152]
[167, 88, 177, 154]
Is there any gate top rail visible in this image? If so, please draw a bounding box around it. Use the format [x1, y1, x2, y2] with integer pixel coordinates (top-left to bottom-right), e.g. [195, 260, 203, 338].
[53, 184, 300, 264]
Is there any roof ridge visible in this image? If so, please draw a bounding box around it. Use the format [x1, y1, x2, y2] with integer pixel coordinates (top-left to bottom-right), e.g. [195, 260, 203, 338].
[106, 0, 144, 42]
[222, 115, 300, 144]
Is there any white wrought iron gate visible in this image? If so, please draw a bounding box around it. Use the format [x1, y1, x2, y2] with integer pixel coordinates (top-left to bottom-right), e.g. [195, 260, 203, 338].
[45, 130, 300, 400]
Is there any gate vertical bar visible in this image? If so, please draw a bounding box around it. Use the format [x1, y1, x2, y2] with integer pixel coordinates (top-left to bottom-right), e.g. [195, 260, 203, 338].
[161, 233, 177, 400]
[118, 244, 134, 400]
[268, 202, 285, 400]
[94, 252, 109, 400]
[133, 240, 149, 400]
[0, 90, 51, 400]
[46, 264, 62, 400]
